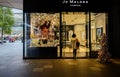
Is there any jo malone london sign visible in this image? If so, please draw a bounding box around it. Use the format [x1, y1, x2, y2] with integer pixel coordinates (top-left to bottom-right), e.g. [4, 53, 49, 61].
[62, 0, 88, 7]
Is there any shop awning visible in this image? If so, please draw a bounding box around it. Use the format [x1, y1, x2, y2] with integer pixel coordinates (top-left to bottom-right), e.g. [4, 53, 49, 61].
[0, 0, 23, 10]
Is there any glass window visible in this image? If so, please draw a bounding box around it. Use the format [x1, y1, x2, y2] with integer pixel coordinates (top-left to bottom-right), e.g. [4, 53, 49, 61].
[90, 13, 108, 51]
[24, 13, 60, 58]
[30, 13, 60, 47]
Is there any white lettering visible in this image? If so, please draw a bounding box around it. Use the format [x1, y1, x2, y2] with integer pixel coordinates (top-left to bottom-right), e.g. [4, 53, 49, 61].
[70, 0, 73, 3]
[63, 0, 68, 3]
[69, 0, 89, 4]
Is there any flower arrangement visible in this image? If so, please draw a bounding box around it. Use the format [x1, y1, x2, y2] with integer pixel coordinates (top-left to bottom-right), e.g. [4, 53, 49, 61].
[98, 33, 111, 63]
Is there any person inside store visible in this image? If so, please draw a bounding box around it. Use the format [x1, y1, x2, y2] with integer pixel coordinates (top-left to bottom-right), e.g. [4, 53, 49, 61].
[71, 33, 80, 59]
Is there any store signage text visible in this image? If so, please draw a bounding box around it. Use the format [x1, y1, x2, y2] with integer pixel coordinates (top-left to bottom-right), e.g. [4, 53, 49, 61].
[62, 0, 88, 7]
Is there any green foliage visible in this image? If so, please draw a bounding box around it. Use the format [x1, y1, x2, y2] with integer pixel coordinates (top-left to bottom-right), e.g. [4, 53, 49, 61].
[0, 6, 15, 34]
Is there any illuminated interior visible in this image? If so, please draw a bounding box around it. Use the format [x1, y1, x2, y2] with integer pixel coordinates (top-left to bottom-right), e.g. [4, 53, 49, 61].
[24, 12, 108, 58]
[61, 12, 107, 57]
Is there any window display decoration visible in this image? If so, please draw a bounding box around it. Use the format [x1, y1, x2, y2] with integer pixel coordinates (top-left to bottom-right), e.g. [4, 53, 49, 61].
[30, 13, 60, 47]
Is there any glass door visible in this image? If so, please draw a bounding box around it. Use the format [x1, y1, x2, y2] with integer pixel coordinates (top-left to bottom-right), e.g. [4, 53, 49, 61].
[61, 12, 90, 58]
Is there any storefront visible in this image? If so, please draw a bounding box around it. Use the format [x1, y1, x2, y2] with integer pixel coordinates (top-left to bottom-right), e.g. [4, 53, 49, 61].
[23, 0, 109, 59]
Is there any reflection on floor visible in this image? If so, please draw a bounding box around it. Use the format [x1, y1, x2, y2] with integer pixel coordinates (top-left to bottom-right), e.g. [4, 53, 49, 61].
[57, 46, 89, 57]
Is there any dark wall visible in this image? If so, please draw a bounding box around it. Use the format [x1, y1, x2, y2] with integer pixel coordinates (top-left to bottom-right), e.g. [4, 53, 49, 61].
[110, 0, 120, 58]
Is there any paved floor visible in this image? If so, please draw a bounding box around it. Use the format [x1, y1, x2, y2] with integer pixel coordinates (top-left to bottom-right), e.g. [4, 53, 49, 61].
[0, 41, 120, 77]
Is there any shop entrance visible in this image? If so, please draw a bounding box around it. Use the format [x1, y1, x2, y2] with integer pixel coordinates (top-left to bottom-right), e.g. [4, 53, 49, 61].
[60, 12, 108, 58]
[61, 12, 89, 58]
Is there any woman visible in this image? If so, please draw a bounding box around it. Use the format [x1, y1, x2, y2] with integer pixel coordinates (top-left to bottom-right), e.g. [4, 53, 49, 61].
[71, 34, 79, 58]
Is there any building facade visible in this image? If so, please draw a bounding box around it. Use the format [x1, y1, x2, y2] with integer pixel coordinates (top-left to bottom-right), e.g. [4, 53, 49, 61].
[23, 0, 120, 59]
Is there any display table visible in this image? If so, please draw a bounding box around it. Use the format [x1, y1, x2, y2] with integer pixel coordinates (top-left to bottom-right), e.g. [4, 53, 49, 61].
[27, 47, 57, 58]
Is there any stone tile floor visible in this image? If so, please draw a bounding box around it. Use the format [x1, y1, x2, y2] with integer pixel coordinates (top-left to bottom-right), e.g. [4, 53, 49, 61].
[0, 41, 120, 77]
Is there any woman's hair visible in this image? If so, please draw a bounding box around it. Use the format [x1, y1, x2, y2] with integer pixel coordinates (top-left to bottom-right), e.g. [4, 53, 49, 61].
[72, 34, 76, 38]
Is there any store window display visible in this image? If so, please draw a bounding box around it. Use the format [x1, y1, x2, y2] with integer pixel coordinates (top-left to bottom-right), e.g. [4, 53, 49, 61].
[38, 21, 50, 45]
[30, 13, 60, 47]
